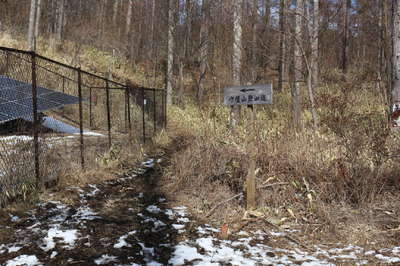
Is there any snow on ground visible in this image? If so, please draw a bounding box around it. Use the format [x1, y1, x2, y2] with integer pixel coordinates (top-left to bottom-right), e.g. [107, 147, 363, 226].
[5, 255, 42, 266]
[1, 157, 400, 265]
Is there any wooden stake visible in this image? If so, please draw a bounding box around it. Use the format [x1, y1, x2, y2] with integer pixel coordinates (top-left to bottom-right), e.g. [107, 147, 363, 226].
[246, 159, 256, 210]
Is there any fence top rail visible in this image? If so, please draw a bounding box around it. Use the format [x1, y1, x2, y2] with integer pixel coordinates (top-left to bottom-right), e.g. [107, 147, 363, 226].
[0, 46, 166, 93]
[0, 46, 125, 88]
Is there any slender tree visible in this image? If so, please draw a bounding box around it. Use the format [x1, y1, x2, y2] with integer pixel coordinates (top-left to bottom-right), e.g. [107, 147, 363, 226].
[230, 0, 243, 127]
[278, 0, 286, 91]
[341, 0, 351, 73]
[392, 0, 400, 119]
[292, 0, 303, 130]
[197, 0, 209, 103]
[34, 0, 42, 43]
[311, 0, 319, 86]
[126, 0, 133, 40]
[112, 0, 120, 26]
[28, 0, 37, 51]
[166, 0, 175, 105]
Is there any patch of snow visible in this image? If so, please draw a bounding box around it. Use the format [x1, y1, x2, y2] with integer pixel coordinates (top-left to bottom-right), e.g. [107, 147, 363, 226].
[142, 159, 154, 168]
[270, 231, 286, 237]
[41, 227, 79, 251]
[87, 184, 100, 196]
[172, 224, 185, 230]
[177, 217, 189, 223]
[73, 206, 99, 220]
[146, 261, 163, 266]
[169, 244, 205, 265]
[164, 209, 174, 219]
[114, 231, 136, 249]
[364, 250, 376, 256]
[9, 215, 20, 222]
[94, 255, 118, 265]
[393, 247, 400, 254]
[50, 251, 57, 259]
[138, 242, 155, 257]
[375, 254, 400, 263]
[146, 205, 161, 214]
[173, 206, 187, 217]
[8, 245, 23, 253]
[5, 255, 41, 266]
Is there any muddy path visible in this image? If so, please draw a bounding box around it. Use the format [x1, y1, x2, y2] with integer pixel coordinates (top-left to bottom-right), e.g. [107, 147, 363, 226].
[0, 157, 400, 265]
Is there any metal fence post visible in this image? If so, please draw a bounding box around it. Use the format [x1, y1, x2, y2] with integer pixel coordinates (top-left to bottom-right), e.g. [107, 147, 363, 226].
[126, 87, 132, 141]
[164, 90, 167, 128]
[31, 51, 41, 189]
[124, 88, 128, 132]
[62, 76, 65, 93]
[89, 87, 92, 128]
[161, 89, 165, 128]
[106, 81, 112, 149]
[153, 89, 156, 135]
[77, 69, 85, 169]
[142, 88, 146, 143]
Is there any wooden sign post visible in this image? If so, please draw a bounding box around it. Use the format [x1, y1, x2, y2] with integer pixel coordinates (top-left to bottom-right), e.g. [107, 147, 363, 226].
[223, 84, 273, 210]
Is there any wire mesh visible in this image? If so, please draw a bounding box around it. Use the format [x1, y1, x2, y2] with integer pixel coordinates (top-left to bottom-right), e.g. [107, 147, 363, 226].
[0, 47, 166, 207]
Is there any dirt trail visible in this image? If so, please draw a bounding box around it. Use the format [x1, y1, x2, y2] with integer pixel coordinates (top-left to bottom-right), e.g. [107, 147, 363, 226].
[0, 158, 400, 265]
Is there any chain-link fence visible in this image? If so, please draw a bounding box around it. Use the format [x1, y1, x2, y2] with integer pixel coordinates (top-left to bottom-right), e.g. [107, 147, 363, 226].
[0, 46, 166, 206]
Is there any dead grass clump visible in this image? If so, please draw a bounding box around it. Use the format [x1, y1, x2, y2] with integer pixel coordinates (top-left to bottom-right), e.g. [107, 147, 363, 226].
[165, 84, 400, 240]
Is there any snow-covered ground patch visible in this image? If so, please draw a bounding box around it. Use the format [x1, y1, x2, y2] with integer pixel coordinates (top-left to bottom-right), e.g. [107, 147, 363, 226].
[41, 227, 79, 251]
[5, 255, 42, 266]
[94, 254, 118, 265]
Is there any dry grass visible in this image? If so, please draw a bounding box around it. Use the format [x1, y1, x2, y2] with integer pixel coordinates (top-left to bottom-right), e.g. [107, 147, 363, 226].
[162, 75, 400, 245]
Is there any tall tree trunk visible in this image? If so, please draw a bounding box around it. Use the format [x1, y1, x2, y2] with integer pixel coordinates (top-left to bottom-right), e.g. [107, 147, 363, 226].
[278, 0, 286, 91]
[126, 0, 133, 40]
[197, 0, 209, 104]
[311, 0, 319, 86]
[230, 0, 243, 127]
[251, 0, 258, 82]
[150, 0, 156, 59]
[28, 0, 37, 51]
[113, 0, 120, 25]
[392, 0, 400, 122]
[34, 0, 42, 43]
[55, 0, 65, 48]
[292, 0, 303, 130]
[377, 0, 387, 109]
[185, 0, 192, 60]
[264, 0, 270, 71]
[166, 0, 175, 105]
[341, 0, 350, 73]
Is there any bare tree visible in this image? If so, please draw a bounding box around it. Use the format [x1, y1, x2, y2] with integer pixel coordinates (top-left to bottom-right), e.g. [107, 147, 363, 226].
[197, 0, 209, 104]
[251, 0, 258, 82]
[34, 0, 42, 43]
[166, 0, 175, 105]
[126, 0, 133, 40]
[341, 0, 350, 73]
[52, 0, 65, 50]
[230, 0, 243, 127]
[112, 0, 120, 26]
[311, 0, 319, 86]
[392, 0, 400, 122]
[28, 0, 37, 51]
[292, 0, 303, 130]
[278, 0, 286, 91]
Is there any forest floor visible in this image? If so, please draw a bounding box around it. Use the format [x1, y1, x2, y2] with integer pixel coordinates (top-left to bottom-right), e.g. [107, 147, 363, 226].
[0, 155, 400, 266]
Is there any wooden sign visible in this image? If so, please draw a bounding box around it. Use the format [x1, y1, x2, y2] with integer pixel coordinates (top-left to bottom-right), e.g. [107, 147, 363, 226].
[223, 84, 273, 106]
